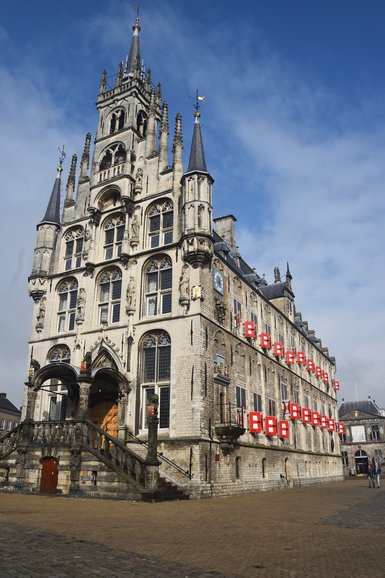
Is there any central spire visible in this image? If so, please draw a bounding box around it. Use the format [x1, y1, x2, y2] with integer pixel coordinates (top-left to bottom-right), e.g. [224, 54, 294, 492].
[126, 15, 141, 77]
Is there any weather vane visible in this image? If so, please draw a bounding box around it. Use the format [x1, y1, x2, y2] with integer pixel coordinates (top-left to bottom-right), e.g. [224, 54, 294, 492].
[57, 145, 66, 173]
[132, 4, 140, 18]
[194, 89, 205, 113]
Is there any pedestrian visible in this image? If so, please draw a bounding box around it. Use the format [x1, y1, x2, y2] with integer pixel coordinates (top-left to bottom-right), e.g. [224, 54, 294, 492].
[367, 463, 375, 488]
[373, 459, 381, 489]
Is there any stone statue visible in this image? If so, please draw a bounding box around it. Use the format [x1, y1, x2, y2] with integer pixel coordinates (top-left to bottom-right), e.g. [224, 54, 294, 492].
[179, 265, 190, 304]
[126, 276, 136, 310]
[134, 167, 143, 193]
[131, 213, 140, 242]
[76, 288, 86, 323]
[36, 296, 46, 331]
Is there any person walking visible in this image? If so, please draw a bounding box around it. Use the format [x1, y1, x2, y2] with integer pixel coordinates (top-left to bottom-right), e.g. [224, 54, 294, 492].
[367, 463, 375, 488]
[373, 459, 381, 489]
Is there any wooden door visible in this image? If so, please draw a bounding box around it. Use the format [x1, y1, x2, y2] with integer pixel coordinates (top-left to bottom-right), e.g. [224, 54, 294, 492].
[40, 457, 58, 494]
[91, 401, 118, 438]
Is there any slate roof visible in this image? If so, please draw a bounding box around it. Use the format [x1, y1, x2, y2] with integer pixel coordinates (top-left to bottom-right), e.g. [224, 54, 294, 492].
[338, 400, 381, 418]
[186, 117, 208, 174]
[40, 174, 61, 227]
[0, 393, 21, 416]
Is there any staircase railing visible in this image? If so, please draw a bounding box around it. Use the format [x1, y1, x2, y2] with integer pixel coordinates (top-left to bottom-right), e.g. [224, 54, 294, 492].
[126, 430, 193, 480]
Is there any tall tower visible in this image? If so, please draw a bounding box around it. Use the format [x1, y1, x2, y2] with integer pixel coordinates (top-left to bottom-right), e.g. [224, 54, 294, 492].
[181, 97, 214, 267]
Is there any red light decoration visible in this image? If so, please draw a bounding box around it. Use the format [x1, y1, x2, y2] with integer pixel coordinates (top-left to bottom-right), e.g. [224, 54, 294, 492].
[302, 407, 312, 423]
[307, 359, 315, 372]
[273, 342, 284, 357]
[332, 380, 340, 391]
[260, 332, 271, 349]
[315, 366, 323, 378]
[285, 351, 296, 365]
[328, 418, 335, 432]
[320, 415, 329, 429]
[279, 420, 289, 439]
[337, 423, 345, 435]
[311, 411, 321, 426]
[289, 402, 301, 419]
[244, 321, 257, 338]
[249, 411, 263, 433]
[297, 351, 306, 365]
[265, 416, 277, 436]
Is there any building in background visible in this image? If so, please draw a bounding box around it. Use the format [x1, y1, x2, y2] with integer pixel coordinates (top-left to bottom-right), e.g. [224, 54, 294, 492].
[0, 394, 20, 433]
[338, 399, 385, 475]
[0, 17, 343, 499]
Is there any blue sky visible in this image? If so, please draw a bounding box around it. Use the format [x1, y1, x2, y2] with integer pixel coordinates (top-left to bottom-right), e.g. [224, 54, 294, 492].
[1, 0, 385, 408]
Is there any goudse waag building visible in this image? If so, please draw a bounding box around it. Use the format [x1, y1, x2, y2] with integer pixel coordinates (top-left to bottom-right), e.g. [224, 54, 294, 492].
[0, 18, 344, 499]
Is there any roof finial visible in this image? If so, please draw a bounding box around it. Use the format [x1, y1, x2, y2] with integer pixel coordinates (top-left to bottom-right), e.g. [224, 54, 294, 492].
[194, 90, 205, 123]
[57, 145, 66, 177]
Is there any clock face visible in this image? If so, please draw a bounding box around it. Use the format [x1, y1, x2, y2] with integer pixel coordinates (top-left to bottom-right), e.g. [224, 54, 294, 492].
[213, 269, 224, 294]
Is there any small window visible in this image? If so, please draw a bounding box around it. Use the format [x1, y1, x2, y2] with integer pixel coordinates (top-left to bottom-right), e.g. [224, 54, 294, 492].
[371, 425, 380, 441]
[268, 398, 276, 416]
[253, 393, 262, 412]
[236, 386, 246, 409]
[342, 451, 348, 466]
[280, 383, 288, 400]
[233, 299, 241, 328]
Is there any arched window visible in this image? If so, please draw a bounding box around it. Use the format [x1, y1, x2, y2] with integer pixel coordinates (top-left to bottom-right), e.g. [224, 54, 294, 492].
[148, 200, 173, 248]
[57, 279, 78, 333]
[109, 109, 125, 134]
[64, 228, 84, 271]
[48, 345, 71, 364]
[144, 256, 172, 317]
[103, 215, 125, 260]
[98, 268, 122, 324]
[100, 150, 112, 171]
[141, 331, 171, 429]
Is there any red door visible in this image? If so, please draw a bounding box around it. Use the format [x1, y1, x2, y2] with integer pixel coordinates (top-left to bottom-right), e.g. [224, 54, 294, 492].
[40, 457, 58, 494]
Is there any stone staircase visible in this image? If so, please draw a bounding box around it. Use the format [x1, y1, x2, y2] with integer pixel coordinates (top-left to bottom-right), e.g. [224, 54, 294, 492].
[0, 420, 191, 501]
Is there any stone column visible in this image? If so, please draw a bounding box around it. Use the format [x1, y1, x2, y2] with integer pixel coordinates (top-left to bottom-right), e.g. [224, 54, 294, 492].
[25, 386, 38, 421]
[118, 392, 128, 443]
[76, 381, 91, 419]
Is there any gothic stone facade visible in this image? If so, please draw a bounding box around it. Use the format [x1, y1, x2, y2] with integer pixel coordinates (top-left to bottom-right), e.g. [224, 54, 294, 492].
[0, 19, 342, 499]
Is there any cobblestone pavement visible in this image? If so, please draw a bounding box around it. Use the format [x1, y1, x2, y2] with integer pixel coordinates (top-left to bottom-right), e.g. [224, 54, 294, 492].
[1, 479, 385, 578]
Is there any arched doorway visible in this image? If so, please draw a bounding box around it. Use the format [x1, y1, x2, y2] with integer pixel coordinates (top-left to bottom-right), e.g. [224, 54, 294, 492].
[91, 400, 118, 438]
[355, 449, 368, 474]
[40, 457, 58, 494]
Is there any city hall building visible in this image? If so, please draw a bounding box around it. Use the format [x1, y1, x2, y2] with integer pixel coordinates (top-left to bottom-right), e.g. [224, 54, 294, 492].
[0, 18, 343, 499]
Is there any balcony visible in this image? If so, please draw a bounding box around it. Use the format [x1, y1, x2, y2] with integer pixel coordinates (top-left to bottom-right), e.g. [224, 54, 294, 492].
[214, 402, 246, 454]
